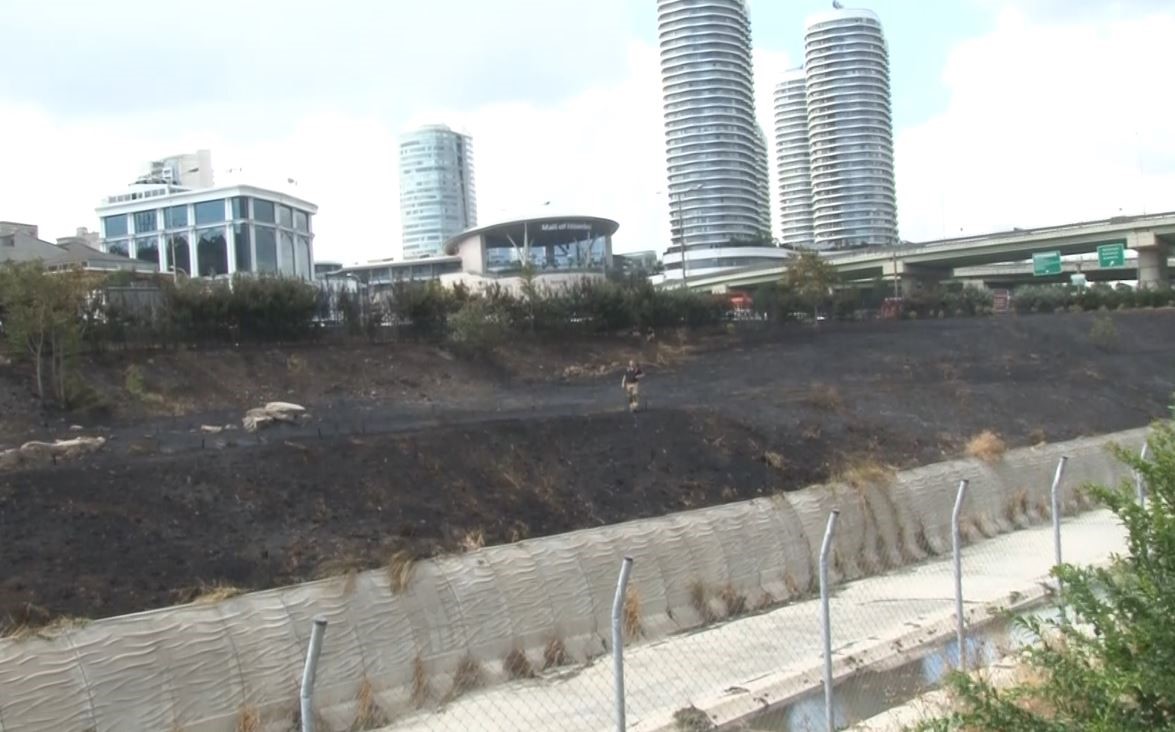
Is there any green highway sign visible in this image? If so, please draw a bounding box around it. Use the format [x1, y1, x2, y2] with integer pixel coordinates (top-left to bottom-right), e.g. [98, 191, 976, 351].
[1033, 251, 1062, 277]
[1098, 242, 1126, 268]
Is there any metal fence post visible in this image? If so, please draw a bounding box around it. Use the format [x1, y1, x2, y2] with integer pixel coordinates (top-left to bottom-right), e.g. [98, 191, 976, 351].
[1050, 456, 1070, 571]
[300, 617, 327, 732]
[952, 479, 970, 670]
[1137, 443, 1149, 508]
[820, 510, 840, 732]
[612, 556, 635, 732]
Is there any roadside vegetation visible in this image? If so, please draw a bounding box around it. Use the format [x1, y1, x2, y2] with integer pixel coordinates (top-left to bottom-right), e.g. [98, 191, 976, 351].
[912, 405, 1175, 731]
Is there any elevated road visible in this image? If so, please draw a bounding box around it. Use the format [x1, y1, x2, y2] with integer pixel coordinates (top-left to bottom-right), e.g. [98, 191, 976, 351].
[682, 210, 1175, 292]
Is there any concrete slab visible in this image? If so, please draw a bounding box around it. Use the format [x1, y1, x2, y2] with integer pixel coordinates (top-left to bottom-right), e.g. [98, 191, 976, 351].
[374, 510, 1126, 731]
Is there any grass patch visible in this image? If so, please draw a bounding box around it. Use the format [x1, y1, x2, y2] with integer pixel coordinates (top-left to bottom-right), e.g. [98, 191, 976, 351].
[410, 656, 431, 708]
[172, 581, 246, 606]
[966, 430, 1007, 462]
[387, 549, 418, 594]
[2, 612, 90, 641]
[504, 648, 536, 679]
[673, 705, 716, 731]
[803, 382, 843, 412]
[543, 637, 570, 670]
[624, 587, 642, 640]
[689, 580, 717, 623]
[350, 677, 390, 731]
[459, 528, 485, 553]
[833, 455, 896, 490]
[719, 584, 747, 618]
[447, 655, 484, 700]
[235, 706, 261, 732]
[762, 450, 787, 472]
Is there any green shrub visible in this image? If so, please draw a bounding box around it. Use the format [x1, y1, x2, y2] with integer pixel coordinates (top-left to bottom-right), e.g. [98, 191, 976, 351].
[446, 298, 509, 357]
[912, 405, 1175, 731]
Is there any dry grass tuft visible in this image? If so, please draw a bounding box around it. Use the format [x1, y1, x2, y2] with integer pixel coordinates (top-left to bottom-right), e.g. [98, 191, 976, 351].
[762, 451, 787, 472]
[460, 528, 485, 553]
[235, 706, 261, 732]
[543, 637, 570, 670]
[350, 677, 391, 730]
[387, 550, 418, 595]
[623, 587, 643, 640]
[673, 705, 716, 731]
[410, 656, 431, 708]
[504, 648, 536, 679]
[172, 582, 247, 606]
[1006, 489, 1030, 524]
[689, 580, 717, 623]
[803, 382, 843, 412]
[448, 656, 484, 699]
[1028, 428, 1048, 446]
[967, 430, 1007, 462]
[833, 456, 896, 491]
[718, 584, 748, 618]
[3, 613, 90, 641]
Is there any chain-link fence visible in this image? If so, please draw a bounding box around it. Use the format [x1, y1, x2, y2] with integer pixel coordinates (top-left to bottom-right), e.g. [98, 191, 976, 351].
[281, 437, 1143, 732]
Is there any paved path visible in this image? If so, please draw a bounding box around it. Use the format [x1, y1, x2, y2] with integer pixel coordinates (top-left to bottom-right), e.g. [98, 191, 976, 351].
[375, 510, 1126, 732]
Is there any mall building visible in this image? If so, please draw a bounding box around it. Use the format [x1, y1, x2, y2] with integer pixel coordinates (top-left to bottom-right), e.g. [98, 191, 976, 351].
[95, 183, 318, 280]
[441, 215, 617, 294]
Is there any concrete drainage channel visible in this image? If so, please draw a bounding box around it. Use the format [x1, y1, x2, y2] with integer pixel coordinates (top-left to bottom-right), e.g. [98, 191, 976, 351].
[730, 598, 1065, 731]
[0, 430, 1143, 731]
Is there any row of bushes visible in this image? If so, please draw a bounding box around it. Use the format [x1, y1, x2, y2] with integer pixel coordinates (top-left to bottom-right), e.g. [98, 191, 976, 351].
[1013, 284, 1175, 314]
[78, 274, 730, 351]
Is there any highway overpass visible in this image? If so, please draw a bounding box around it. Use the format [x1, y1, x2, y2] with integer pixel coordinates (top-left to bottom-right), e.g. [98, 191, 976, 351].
[680, 210, 1175, 293]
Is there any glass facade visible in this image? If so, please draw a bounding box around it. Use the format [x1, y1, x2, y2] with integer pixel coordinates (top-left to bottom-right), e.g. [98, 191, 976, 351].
[133, 210, 158, 234]
[399, 125, 477, 260]
[134, 236, 159, 266]
[100, 193, 312, 279]
[196, 227, 229, 277]
[279, 231, 295, 276]
[194, 200, 225, 226]
[168, 234, 191, 275]
[233, 224, 252, 272]
[253, 199, 276, 223]
[484, 234, 608, 273]
[103, 215, 128, 238]
[255, 226, 278, 273]
[165, 206, 188, 229]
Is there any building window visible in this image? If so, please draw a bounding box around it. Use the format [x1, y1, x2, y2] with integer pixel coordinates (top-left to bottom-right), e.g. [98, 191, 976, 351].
[253, 199, 276, 223]
[134, 236, 159, 266]
[295, 235, 311, 279]
[232, 197, 250, 220]
[194, 199, 225, 226]
[168, 234, 191, 276]
[279, 205, 293, 228]
[279, 230, 295, 276]
[196, 227, 229, 277]
[106, 239, 129, 257]
[103, 215, 128, 238]
[294, 210, 309, 232]
[133, 210, 157, 233]
[165, 206, 188, 229]
[233, 224, 252, 272]
[255, 226, 277, 273]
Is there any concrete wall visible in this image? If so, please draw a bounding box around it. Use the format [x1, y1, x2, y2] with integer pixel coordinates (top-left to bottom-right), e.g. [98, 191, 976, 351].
[0, 429, 1147, 732]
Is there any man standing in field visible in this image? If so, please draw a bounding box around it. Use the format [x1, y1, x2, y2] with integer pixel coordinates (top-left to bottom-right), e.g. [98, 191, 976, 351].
[621, 360, 644, 412]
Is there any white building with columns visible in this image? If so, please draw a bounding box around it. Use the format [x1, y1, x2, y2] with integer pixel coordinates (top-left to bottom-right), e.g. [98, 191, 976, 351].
[95, 183, 318, 280]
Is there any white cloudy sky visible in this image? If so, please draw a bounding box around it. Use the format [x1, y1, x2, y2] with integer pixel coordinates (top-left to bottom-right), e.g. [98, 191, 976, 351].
[1, 0, 1172, 263]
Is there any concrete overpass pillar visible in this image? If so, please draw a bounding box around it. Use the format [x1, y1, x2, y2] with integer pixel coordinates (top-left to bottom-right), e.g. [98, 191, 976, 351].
[895, 263, 947, 297]
[1131, 230, 1170, 290]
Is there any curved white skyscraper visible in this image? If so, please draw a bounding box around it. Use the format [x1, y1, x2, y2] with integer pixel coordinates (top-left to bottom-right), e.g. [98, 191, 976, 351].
[657, 0, 772, 263]
[399, 125, 477, 260]
[774, 68, 815, 249]
[804, 8, 897, 249]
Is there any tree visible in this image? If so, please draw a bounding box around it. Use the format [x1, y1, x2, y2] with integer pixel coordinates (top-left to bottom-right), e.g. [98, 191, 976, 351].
[0, 262, 89, 405]
[914, 404, 1175, 731]
[785, 251, 839, 322]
